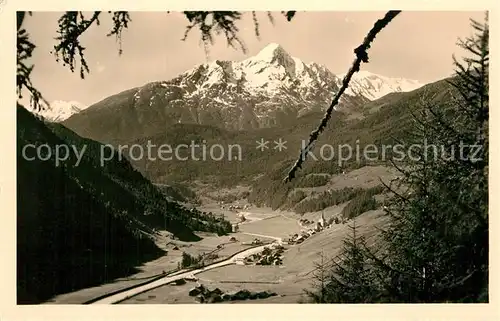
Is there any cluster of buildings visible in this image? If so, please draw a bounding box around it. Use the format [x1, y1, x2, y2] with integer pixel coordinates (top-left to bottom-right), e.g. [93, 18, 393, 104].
[285, 212, 332, 245]
[219, 201, 251, 212]
[237, 243, 285, 266]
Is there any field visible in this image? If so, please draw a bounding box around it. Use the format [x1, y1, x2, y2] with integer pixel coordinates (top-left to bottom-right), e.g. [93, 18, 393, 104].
[238, 215, 302, 239]
[119, 209, 388, 304]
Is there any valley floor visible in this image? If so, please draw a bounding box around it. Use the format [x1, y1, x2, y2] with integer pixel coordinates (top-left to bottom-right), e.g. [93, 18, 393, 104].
[44, 205, 388, 304]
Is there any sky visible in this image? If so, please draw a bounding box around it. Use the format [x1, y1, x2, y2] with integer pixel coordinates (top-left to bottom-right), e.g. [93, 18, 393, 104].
[23, 11, 485, 106]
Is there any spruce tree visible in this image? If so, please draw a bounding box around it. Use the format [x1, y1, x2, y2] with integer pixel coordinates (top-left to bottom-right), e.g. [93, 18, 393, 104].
[305, 251, 331, 303]
[370, 12, 489, 303]
[306, 220, 378, 303]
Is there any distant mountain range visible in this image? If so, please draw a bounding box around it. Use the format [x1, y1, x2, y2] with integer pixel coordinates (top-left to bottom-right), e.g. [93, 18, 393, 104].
[341, 70, 423, 100]
[29, 100, 88, 122]
[30, 43, 423, 141]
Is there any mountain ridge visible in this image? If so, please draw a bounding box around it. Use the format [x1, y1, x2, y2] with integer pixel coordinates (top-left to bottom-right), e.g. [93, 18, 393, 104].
[30, 100, 89, 122]
[45, 43, 423, 141]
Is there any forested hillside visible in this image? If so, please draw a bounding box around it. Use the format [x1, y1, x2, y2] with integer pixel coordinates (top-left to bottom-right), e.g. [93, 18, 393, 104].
[17, 106, 231, 303]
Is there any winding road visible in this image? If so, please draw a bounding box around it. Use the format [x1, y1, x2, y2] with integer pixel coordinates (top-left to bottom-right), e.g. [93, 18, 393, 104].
[91, 241, 279, 304]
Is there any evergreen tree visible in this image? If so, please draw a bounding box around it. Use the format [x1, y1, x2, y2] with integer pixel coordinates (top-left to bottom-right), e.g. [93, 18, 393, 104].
[304, 251, 330, 303]
[181, 252, 193, 268]
[304, 13, 488, 303]
[370, 12, 489, 303]
[306, 221, 378, 303]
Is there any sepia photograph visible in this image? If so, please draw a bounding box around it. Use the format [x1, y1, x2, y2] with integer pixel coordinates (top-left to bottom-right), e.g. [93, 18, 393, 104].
[14, 9, 489, 307]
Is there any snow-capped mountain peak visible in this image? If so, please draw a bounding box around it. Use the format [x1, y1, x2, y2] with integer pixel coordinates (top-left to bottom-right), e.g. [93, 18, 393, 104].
[339, 70, 423, 100]
[29, 100, 88, 122]
[253, 43, 293, 64]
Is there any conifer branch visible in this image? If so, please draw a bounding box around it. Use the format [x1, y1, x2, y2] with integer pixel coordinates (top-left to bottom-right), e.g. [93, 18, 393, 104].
[284, 10, 401, 182]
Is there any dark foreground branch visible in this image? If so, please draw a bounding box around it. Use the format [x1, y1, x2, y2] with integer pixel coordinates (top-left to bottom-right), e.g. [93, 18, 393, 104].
[284, 10, 401, 182]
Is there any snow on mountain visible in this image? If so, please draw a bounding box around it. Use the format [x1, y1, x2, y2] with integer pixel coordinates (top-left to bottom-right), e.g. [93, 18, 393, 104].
[338, 70, 423, 100]
[152, 43, 366, 130]
[64, 43, 426, 136]
[30, 100, 88, 122]
[153, 43, 424, 129]
[180, 43, 339, 99]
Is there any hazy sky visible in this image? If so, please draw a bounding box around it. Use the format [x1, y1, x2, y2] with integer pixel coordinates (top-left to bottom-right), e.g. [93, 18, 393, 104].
[24, 11, 484, 106]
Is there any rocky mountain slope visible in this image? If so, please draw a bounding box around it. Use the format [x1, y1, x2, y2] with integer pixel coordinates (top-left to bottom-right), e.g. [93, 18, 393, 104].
[61, 43, 423, 143]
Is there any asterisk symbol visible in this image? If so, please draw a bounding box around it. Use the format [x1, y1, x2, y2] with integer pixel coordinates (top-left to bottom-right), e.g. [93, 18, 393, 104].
[274, 138, 287, 152]
[256, 138, 269, 151]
